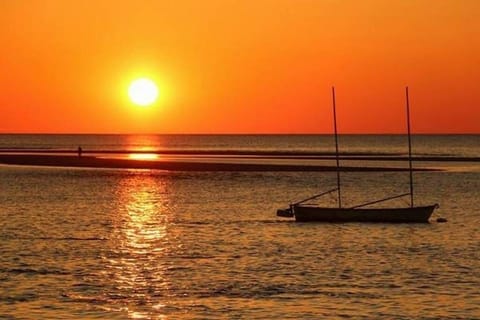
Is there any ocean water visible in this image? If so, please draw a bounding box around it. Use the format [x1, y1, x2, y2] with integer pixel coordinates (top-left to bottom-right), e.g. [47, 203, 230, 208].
[0, 135, 479, 319]
[1, 134, 479, 157]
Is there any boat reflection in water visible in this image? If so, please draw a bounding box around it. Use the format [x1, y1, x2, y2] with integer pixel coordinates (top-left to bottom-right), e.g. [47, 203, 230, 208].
[102, 172, 175, 318]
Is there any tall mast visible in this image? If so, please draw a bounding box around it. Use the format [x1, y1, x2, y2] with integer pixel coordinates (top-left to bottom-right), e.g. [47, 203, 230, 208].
[405, 86, 414, 207]
[332, 86, 342, 208]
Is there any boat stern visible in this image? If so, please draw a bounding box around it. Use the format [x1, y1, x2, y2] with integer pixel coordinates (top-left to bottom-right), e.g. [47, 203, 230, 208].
[277, 207, 294, 218]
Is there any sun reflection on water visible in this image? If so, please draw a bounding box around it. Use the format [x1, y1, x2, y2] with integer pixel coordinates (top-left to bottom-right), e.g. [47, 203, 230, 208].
[103, 172, 175, 318]
[128, 153, 159, 160]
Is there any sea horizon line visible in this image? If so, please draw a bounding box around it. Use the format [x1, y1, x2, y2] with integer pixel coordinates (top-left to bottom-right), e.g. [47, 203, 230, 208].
[0, 132, 479, 136]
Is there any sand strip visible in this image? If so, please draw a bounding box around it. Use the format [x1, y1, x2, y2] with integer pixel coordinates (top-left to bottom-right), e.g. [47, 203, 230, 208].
[0, 154, 439, 172]
[0, 149, 477, 162]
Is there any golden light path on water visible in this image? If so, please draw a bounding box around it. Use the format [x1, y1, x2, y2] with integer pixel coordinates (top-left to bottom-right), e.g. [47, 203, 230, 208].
[103, 171, 175, 318]
[128, 143, 160, 161]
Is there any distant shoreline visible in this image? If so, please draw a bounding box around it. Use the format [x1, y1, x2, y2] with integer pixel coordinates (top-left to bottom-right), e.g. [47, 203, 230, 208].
[0, 149, 478, 162]
[0, 154, 440, 172]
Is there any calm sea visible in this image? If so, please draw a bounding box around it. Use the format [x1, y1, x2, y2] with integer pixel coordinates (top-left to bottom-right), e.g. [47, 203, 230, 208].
[1, 135, 479, 319]
[0, 134, 479, 157]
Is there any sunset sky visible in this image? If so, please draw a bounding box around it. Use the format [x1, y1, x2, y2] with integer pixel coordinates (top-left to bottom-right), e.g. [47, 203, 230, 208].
[1, 0, 479, 134]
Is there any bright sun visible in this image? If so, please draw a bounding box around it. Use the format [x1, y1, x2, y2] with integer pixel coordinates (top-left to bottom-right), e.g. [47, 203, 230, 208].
[128, 78, 159, 106]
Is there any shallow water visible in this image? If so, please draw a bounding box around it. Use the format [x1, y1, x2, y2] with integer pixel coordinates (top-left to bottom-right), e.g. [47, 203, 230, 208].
[1, 164, 479, 319]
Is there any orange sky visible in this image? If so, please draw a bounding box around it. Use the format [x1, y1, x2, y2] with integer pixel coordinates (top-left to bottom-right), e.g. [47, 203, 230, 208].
[1, 0, 479, 134]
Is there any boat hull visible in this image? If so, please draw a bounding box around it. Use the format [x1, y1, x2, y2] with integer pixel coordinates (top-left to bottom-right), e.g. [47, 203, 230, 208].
[293, 204, 438, 223]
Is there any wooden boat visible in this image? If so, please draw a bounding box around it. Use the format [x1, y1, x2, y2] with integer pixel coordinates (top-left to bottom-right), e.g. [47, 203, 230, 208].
[277, 87, 439, 223]
[278, 202, 438, 223]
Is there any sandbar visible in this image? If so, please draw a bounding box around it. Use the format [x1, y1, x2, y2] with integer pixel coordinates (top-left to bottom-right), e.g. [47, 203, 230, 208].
[0, 154, 438, 172]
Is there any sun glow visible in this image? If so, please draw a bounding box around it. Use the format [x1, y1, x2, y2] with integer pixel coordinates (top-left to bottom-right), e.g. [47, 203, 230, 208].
[128, 78, 159, 106]
[128, 153, 159, 160]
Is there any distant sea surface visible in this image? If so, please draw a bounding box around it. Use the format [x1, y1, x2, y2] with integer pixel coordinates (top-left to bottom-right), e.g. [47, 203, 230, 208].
[0, 134, 479, 157]
[1, 134, 479, 319]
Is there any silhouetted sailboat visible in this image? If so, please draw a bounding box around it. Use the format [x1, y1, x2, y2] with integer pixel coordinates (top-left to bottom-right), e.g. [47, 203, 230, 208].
[277, 87, 438, 223]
